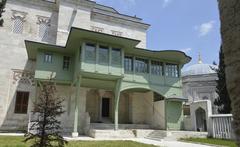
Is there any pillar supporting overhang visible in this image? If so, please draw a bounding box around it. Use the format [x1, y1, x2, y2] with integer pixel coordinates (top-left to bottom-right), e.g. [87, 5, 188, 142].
[114, 79, 122, 130]
[72, 75, 82, 137]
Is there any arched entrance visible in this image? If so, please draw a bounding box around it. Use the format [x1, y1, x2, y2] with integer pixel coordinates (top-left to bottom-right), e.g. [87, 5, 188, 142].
[195, 107, 207, 132]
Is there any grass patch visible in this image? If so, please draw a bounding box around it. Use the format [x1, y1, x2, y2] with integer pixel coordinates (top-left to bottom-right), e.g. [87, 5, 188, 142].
[0, 136, 156, 147]
[180, 137, 237, 147]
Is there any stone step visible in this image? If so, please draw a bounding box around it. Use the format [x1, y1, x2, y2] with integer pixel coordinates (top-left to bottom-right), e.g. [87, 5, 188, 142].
[89, 129, 136, 138]
[90, 123, 150, 130]
[145, 130, 167, 140]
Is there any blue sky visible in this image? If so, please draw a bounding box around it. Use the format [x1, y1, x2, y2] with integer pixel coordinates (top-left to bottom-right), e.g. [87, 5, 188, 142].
[94, 0, 221, 67]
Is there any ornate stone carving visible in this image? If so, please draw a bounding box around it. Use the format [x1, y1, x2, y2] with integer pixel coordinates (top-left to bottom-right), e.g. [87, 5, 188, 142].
[11, 10, 27, 21]
[12, 69, 35, 86]
[36, 15, 50, 25]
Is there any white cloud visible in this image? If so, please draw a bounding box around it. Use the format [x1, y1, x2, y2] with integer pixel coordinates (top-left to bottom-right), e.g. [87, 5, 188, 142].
[195, 20, 215, 36]
[180, 48, 192, 53]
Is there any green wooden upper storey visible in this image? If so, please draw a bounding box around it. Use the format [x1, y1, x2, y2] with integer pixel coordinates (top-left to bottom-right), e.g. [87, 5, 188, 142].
[25, 27, 191, 98]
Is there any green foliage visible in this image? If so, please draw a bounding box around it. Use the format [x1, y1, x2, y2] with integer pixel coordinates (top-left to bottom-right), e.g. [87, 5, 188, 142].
[0, 0, 7, 26]
[180, 137, 237, 147]
[213, 46, 232, 114]
[24, 80, 67, 147]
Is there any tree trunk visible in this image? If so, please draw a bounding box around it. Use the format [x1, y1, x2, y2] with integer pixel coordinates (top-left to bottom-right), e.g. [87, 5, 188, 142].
[218, 0, 240, 145]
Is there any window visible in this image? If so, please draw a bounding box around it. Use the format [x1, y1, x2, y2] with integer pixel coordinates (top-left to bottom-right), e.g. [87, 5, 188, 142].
[12, 17, 24, 34]
[124, 56, 133, 72]
[63, 56, 70, 70]
[98, 46, 109, 64]
[183, 105, 190, 116]
[135, 58, 149, 73]
[166, 64, 179, 77]
[151, 60, 163, 76]
[44, 53, 53, 63]
[14, 91, 29, 114]
[85, 43, 96, 62]
[111, 48, 121, 66]
[39, 22, 50, 41]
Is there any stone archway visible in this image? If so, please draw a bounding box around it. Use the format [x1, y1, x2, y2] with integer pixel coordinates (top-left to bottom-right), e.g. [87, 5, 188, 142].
[195, 107, 207, 132]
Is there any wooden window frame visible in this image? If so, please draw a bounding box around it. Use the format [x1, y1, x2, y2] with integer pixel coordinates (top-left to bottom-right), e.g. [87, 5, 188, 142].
[14, 91, 29, 114]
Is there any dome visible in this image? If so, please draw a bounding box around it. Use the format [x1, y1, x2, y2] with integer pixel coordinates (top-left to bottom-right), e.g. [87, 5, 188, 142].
[182, 63, 217, 76]
[182, 54, 217, 76]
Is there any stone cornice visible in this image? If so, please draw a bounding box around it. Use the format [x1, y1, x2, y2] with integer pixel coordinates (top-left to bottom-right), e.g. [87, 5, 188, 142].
[7, 0, 58, 11]
[91, 12, 150, 30]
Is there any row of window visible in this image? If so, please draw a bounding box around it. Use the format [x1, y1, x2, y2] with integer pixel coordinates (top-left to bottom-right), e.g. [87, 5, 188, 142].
[44, 53, 71, 71]
[85, 43, 122, 66]
[12, 16, 50, 40]
[124, 56, 179, 77]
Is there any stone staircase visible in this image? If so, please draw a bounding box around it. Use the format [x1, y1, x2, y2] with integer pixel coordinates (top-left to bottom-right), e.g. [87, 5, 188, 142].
[90, 123, 150, 130]
[88, 123, 151, 138]
[89, 129, 136, 138]
[145, 130, 167, 141]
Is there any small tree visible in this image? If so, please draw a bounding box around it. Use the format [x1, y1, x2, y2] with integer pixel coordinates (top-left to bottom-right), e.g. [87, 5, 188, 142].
[213, 46, 232, 114]
[24, 79, 67, 147]
[0, 0, 7, 27]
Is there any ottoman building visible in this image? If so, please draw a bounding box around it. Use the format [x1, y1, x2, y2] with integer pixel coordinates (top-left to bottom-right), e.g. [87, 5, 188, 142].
[0, 0, 191, 137]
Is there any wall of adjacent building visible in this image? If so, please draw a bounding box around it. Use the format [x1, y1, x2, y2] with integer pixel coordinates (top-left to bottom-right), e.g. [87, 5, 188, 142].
[0, 0, 58, 130]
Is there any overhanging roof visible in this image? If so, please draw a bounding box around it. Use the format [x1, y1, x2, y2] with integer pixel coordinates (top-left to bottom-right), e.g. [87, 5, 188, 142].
[25, 27, 191, 65]
[127, 48, 191, 65]
[25, 27, 141, 60]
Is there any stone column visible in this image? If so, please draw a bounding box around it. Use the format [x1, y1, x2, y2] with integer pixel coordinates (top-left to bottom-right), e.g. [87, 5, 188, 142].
[72, 76, 81, 137]
[114, 79, 122, 130]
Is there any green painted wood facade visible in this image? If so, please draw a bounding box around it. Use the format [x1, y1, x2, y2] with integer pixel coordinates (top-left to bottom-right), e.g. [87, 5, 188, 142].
[25, 27, 191, 131]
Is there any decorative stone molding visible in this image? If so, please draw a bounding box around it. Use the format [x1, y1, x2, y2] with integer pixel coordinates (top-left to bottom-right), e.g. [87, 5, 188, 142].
[111, 30, 123, 37]
[91, 26, 104, 33]
[11, 10, 27, 21]
[36, 15, 50, 25]
[12, 69, 35, 86]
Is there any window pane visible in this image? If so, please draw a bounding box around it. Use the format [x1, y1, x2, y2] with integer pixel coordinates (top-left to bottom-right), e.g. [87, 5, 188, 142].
[85, 43, 96, 62]
[151, 60, 163, 76]
[44, 53, 52, 63]
[98, 46, 109, 64]
[124, 56, 133, 72]
[15, 91, 29, 114]
[112, 48, 121, 65]
[63, 56, 70, 70]
[135, 58, 148, 73]
[39, 22, 49, 41]
[166, 64, 179, 77]
[13, 17, 23, 34]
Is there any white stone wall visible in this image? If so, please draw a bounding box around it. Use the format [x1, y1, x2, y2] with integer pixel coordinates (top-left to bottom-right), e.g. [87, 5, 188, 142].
[182, 74, 218, 114]
[0, 0, 149, 132]
[56, 0, 148, 48]
[0, 0, 58, 130]
[129, 92, 154, 124]
[152, 100, 166, 129]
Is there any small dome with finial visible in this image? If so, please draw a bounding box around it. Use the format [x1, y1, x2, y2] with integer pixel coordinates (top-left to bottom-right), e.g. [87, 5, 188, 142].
[182, 52, 217, 77]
